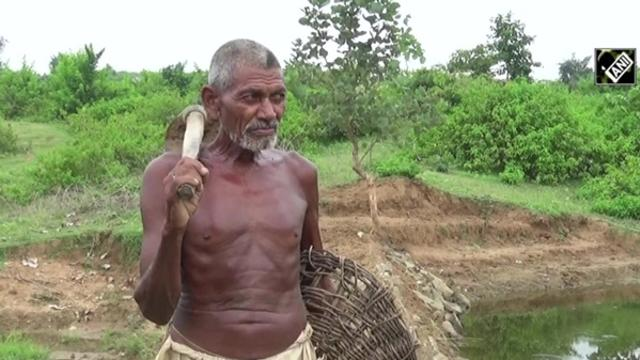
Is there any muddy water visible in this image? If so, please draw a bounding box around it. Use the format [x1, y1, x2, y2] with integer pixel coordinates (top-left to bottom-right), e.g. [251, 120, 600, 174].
[461, 286, 640, 360]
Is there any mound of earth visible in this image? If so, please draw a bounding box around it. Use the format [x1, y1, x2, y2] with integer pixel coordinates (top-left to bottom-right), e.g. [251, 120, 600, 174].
[321, 177, 640, 301]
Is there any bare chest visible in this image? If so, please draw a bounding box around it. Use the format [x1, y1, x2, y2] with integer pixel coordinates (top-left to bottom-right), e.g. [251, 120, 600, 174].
[183, 169, 308, 252]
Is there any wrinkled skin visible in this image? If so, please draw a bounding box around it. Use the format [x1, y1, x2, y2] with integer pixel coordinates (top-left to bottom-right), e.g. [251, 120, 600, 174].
[134, 65, 325, 359]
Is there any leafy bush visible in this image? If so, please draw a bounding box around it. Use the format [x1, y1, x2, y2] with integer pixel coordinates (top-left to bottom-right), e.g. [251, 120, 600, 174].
[594, 88, 640, 167]
[129, 90, 188, 125]
[377, 71, 445, 146]
[579, 156, 640, 219]
[0, 65, 50, 121]
[73, 95, 144, 123]
[134, 71, 172, 97]
[0, 170, 39, 204]
[592, 196, 640, 220]
[278, 92, 321, 150]
[27, 91, 181, 195]
[434, 159, 449, 173]
[500, 163, 525, 185]
[29, 141, 128, 190]
[0, 118, 20, 154]
[423, 78, 603, 184]
[374, 152, 422, 178]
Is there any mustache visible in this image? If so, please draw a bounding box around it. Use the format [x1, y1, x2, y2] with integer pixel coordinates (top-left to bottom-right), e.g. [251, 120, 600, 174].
[245, 119, 279, 132]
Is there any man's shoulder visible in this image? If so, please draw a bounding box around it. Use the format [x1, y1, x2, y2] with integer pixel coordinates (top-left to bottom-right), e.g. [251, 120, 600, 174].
[143, 151, 181, 181]
[279, 150, 317, 180]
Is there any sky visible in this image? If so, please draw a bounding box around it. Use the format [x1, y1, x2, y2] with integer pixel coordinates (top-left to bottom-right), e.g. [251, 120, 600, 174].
[0, 0, 638, 80]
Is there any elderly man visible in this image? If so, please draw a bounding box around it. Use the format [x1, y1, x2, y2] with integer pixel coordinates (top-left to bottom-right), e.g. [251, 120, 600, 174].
[134, 39, 324, 360]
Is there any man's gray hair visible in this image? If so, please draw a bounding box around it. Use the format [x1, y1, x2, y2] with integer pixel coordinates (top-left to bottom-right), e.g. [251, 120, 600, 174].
[207, 39, 282, 90]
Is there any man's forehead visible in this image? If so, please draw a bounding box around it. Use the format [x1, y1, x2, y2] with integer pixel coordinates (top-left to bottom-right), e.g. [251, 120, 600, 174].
[229, 65, 285, 90]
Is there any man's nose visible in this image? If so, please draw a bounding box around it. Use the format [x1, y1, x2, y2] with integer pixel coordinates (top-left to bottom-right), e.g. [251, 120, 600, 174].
[257, 98, 277, 120]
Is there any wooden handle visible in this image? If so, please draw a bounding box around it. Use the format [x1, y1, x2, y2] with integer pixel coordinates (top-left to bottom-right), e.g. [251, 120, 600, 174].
[178, 109, 205, 200]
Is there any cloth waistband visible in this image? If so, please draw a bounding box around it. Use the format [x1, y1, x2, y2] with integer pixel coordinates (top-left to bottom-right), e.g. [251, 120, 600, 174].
[165, 323, 314, 359]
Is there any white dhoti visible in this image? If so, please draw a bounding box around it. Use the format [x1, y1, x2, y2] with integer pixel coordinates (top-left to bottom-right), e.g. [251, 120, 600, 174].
[155, 323, 319, 360]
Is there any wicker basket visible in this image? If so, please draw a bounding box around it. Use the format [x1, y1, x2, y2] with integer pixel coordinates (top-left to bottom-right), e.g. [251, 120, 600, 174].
[300, 248, 419, 360]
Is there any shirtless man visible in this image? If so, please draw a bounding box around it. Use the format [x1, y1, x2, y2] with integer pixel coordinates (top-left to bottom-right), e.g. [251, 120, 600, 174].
[134, 39, 323, 360]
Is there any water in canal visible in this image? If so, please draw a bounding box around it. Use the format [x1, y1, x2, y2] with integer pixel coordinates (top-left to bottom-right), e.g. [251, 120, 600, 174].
[461, 288, 640, 360]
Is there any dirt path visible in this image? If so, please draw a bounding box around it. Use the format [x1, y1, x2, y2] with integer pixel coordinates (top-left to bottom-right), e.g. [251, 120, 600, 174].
[1, 177, 639, 359]
[0, 244, 153, 359]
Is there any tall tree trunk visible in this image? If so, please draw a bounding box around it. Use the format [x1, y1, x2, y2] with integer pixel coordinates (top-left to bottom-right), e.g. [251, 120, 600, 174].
[366, 172, 381, 233]
[350, 137, 381, 235]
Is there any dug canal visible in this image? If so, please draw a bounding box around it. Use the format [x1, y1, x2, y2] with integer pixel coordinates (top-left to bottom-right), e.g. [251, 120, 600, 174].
[461, 286, 640, 360]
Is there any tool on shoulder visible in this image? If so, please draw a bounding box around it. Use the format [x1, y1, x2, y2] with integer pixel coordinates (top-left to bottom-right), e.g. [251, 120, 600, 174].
[164, 105, 219, 200]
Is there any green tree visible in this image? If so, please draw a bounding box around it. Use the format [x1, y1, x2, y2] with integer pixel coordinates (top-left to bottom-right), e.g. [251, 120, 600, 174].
[161, 62, 191, 96]
[489, 12, 540, 80]
[447, 44, 496, 76]
[0, 62, 47, 120]
[47, 44, 107, 117]
[558, 53, 591, 90]
[293, 0, 424, 233]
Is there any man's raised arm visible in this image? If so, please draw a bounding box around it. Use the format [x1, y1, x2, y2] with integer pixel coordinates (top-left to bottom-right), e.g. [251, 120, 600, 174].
[133, 153, 207, 325]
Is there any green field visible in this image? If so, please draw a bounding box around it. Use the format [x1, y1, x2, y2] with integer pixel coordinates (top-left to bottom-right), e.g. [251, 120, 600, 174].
[0, 121, 139, 254]
[418, 170, 640, 233]
[0, 121, 70, 170]
[2, 121, 638, 259]
[0, 121, 69, 194]
[418, 170, 590, 216]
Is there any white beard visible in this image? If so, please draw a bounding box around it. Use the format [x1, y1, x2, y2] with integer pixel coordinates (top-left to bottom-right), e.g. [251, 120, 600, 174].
[227, 118, 279, 152]
[234, 131, 278, 152]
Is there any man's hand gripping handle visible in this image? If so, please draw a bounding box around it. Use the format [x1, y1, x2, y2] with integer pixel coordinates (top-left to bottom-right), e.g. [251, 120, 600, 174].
[177, 106, 206, 200]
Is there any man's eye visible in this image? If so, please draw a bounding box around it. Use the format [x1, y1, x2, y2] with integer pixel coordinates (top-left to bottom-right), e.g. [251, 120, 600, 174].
[243, 93, 260, 102]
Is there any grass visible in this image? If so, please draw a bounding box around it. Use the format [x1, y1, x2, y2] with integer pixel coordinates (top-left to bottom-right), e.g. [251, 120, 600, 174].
[0, 328, 162, 360]
[418, 170, 591, 216]
[303, 140, 400, 188]
[0, 121, 71, 205]
[102, 328, 164, 359]
[0, 121, 69, 172]
[418, 169, 640, 233]
[0, 333, 49, 360]
[0, 177, 141, 245]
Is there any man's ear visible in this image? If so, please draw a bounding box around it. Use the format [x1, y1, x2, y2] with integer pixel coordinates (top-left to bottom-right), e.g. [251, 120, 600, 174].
[201, 85, 221, 120]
